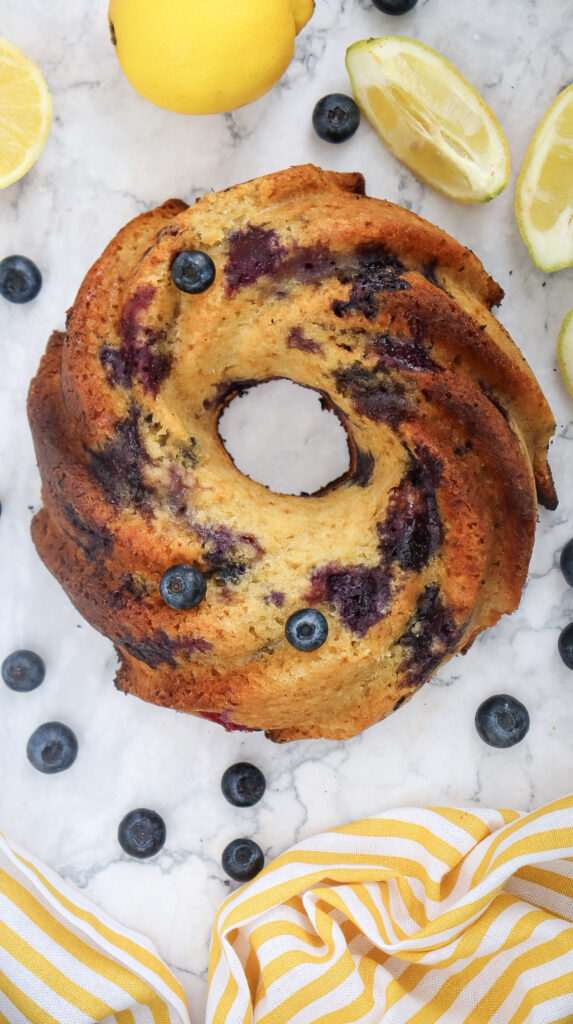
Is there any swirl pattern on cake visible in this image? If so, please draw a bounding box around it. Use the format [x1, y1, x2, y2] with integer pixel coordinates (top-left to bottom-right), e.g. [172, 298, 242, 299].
[27, 165, 556, 741]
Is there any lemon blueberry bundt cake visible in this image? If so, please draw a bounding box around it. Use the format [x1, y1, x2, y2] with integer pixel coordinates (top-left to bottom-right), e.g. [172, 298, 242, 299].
[27, 164, 556, 742]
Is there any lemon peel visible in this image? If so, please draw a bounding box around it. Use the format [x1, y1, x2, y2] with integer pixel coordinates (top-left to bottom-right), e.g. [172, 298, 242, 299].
[290, 0, 314, 34]
[515, 84, 573, 273]
[0, 38, 52, 189]
[108, 0, 314, 115]
[345, 35, 509, 204]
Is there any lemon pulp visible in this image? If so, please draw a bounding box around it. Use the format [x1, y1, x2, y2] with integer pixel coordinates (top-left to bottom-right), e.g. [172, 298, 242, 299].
[0, 38, 51, 188]
[515, 84, 573, 271]
[557, 308, 573, 398]
[346, 36, 509, 204]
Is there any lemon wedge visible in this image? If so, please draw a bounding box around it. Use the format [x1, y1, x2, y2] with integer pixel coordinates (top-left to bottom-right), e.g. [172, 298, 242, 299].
[557, 308, 573, 398]
[0, 38, 51, 189]
[515, 85, 573, 273]
[345, 36, 510, 203]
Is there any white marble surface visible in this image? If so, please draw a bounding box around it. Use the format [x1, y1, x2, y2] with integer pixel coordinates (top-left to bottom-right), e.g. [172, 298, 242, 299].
[1, 0, 573, 1019]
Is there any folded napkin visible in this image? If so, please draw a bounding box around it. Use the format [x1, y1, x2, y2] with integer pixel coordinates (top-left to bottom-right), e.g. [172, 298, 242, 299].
[207, 795, 573, 1024]
[0, 831, 190, 1023]
[1, 796, 572, 1024]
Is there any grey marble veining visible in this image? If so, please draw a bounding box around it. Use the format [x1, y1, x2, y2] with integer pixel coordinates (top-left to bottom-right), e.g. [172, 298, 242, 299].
[1, 1, 573, 1019]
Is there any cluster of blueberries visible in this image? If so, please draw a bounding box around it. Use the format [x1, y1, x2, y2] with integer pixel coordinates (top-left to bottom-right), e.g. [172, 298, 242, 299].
[161, 563, 329, 652]
[558, 540, 573, 667]
[2, 650, 79, 775]
[1, 647, 266, 877]
[474, 540, 573, 748]
[0, 633, 541, 880]
[115, 763, 267, 879]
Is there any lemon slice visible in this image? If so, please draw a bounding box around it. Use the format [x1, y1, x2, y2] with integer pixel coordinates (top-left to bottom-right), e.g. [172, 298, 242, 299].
[557, 308, 573, 397]
[345, 36, 510, 203]
[515, 85, 573, 273]
[0, 38, 51, 188]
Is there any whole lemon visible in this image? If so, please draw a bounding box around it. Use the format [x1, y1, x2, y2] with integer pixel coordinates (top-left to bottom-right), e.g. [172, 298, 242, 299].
[108, 0, 314, 115]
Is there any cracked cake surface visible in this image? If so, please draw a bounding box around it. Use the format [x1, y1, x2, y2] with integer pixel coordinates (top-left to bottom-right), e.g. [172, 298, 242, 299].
[27, 164, 556, 741]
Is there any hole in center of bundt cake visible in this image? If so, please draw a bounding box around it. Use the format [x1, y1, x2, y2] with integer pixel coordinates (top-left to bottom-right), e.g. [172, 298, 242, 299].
[217, 379, 351, 495]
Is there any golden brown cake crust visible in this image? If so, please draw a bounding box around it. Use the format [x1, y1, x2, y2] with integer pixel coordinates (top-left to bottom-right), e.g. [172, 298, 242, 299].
[27, 165, 556, 742]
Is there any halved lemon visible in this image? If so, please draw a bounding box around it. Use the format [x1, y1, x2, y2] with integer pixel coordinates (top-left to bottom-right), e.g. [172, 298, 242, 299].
[557, 308, 573, 398]
[515, 84, 573, 273]
[0, 38, 52, 188]
[345, 36, 510, 203]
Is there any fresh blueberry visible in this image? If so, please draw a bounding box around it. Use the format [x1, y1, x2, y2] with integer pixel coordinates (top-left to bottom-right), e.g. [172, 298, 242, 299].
[475, 695, 530, 748]
[171, 250, 216, 293]
[312, 94, 361, 144]
[2, 649, 45, 692]
[26, 722, 78, 773]
[221, 762, 266, 807]
[560, 539, 573, 587]
[285, 608, 328, 651]
[558, 622, 573, 669]
[160, 564, 207, 609]
[118, 808, 166, 858]
[222, 838, 264, 882]
[0, 255, 42, 303]
[372, 0, 419, 13]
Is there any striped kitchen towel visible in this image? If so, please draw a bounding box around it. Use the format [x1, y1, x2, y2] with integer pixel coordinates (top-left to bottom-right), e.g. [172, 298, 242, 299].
[0, 830, 190, 1023]
[207, 794, 573, 1024]
[1, 796, 572, 1024]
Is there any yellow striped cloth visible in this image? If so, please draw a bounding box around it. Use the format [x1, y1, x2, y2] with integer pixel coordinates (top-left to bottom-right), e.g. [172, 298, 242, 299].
[0, 831, 190, 1024]
[207, 794, 573, 1024]
[1, 796, 572, 1024]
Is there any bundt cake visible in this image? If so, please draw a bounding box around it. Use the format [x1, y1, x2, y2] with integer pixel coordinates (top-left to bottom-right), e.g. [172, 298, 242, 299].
[27, 164, 556, 742]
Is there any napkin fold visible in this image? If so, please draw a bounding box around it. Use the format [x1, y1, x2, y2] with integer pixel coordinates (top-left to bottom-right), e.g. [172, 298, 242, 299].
[207, 795, 573, 1024]
[0, 831, 190, 1024]
[1, 796, 572, 1024]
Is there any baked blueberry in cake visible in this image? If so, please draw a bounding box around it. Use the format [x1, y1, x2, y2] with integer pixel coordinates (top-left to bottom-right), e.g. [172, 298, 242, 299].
[27, 165, 557, 741]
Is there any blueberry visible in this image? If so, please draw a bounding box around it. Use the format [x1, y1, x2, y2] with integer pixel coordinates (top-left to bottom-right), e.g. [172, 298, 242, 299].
[0, 255, 42, 303]
[312, 94, 360, 144]
[560, 539, 573, 587]
[475, 695, 530, 748]
[221, 762, 266, 807]
[285, 608, 328, 651]
[118, 808, 166, 859]
[558, 622, 573, 669]
[2, 649, 45, 692]
[372, 0, 419, 13]
[171, 250, 216, 293]
[26, 722, 78, 773]
[222, 838, 264, 882]
[160, 564, 207, 609]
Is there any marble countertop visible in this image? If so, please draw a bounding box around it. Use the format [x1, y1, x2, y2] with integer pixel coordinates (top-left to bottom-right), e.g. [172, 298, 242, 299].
[1, 0, 572, 1018]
